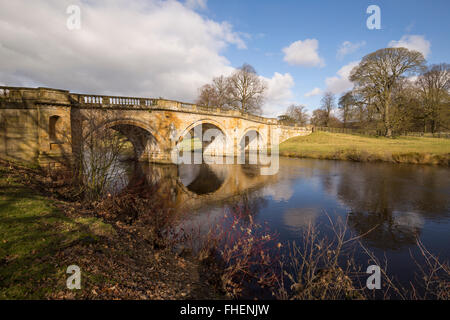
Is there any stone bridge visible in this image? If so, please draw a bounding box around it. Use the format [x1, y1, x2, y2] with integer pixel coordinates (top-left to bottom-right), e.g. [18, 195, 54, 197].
[0, 86, 311, 167]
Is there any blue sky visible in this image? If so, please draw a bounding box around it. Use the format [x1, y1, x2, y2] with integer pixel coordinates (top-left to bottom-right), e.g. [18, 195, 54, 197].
[1, 0, 449, 117]
[201, 0, 450, 112]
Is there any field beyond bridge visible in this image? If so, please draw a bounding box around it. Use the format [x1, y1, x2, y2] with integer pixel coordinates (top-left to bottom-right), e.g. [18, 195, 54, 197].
[279, 131, 450, 166]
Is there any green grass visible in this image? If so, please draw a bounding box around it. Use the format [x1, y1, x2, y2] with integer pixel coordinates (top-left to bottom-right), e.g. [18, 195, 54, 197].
[0, 166, 114, 299]
[279, 131, 450, 165]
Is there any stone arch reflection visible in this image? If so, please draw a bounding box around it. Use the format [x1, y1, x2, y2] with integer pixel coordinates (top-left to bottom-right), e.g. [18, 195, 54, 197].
[241, 163, 260, 178]
[101, 156, 278, 214]
[178, 163, 226, 195]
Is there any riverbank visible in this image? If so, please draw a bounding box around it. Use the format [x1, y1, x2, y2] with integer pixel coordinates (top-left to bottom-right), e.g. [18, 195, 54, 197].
[279, 131, 450, 166]
[0, 160, 221, 299]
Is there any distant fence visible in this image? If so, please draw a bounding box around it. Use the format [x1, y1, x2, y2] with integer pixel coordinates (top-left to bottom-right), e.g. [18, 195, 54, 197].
[403, 131, 450, 139]
[314, 126, 450, 139]
[314, 126, 381, 136]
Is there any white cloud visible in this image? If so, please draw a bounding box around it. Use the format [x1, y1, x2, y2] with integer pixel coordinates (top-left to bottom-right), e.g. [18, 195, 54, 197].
[407, 75, 418, 83]
[304, 87, 322, 98]
[0, 0, 246, 102]
[388, 35, 431, 58]
[185, 0, 208, 10]
[283, 208, 319, 231]
[325, 61, 360, 95]
[282, 39, 325, 67]
[261, 72, 295, 117]
[337, 41, 366, 59]
[263, 183, 294, 202]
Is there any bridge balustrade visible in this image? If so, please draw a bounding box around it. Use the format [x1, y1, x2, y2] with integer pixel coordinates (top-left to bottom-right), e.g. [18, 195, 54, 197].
[74, 94, 157, 108]
[0, 86, 305, 128]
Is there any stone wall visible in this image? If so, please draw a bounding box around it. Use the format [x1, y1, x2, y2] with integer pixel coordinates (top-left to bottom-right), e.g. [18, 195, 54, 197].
[0, 86, 311, 167]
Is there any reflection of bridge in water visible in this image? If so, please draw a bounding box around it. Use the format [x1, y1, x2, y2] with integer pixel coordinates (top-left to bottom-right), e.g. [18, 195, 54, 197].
[110, 156, 450, 255]
[123, 158, 278, 211]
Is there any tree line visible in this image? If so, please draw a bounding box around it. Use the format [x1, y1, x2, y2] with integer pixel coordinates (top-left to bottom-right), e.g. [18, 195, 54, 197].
[196, 48, 449, 137]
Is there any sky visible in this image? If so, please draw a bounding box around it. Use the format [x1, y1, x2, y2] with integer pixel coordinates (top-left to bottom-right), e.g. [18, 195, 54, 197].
[0, 0, 449, 117]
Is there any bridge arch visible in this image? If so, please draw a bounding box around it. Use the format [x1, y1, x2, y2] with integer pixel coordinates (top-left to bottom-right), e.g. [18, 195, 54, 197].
[100, 119, 164, 144]
[239, 127, 266, 152]
[84, 118, 165, 161]
[176, 118, 231, 156]
[178, 118, 229, 142]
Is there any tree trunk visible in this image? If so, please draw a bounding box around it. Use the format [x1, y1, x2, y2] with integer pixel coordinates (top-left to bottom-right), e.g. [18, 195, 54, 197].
[384, 94, 393, 137]
[386, 127, 393, 137]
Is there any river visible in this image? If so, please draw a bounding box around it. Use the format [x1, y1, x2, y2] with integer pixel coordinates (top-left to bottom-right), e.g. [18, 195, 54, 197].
[112, 156, 450, 296]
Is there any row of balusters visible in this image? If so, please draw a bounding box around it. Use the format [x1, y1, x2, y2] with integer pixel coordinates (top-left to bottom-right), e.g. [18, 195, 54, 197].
[81, 95, 155, 106]
[0, 89, 10, 97]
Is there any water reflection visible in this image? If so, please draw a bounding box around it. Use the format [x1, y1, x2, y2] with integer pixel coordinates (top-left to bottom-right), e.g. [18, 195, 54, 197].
[114, 157, 449, 255]
[179, 164, 225, 195]
[283, 208, 319, 232]
[317, 161, 450, 250]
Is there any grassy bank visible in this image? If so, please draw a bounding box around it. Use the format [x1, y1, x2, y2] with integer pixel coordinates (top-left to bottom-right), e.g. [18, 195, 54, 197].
[0, 165, 116, 298]
[0, 161, 219, 299]
[279, 132, 450, 165]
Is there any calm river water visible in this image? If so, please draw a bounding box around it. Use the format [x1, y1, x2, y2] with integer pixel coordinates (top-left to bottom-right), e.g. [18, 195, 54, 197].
[115, 157, 450, 293]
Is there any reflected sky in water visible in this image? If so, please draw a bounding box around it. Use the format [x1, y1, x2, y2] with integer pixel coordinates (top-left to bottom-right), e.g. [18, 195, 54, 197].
[116, 157, 450, 286]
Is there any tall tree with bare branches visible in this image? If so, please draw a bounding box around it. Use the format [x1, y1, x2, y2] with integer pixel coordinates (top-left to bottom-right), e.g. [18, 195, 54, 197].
[350, 47, 426, 137]
[228, 64, 267, 115]
[416, 63, 450, 133]
[197, 75, 232, 108]
[338, 91, 356, 128]
[287, 104, 309, 126]
[320, 92, 335, 127]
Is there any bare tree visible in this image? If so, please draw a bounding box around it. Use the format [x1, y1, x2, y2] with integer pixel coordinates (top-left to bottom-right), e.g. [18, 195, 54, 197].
[286, 104, 309, 126]
[350, 47, 426, 137]
[310, 109, 328, 127]
[197, 75, 232, 109]
[196, 83, 216, 107]
[416, 63, 450, 133]
[74, 110, 129, 201]
[197, 83, 216, 107]
[320, 92, 335, 127]
[277, 114, 295, 125]
[338, 91, 356, 128]
[228, 64, 267, 115]
[212, 75, 232, 109]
